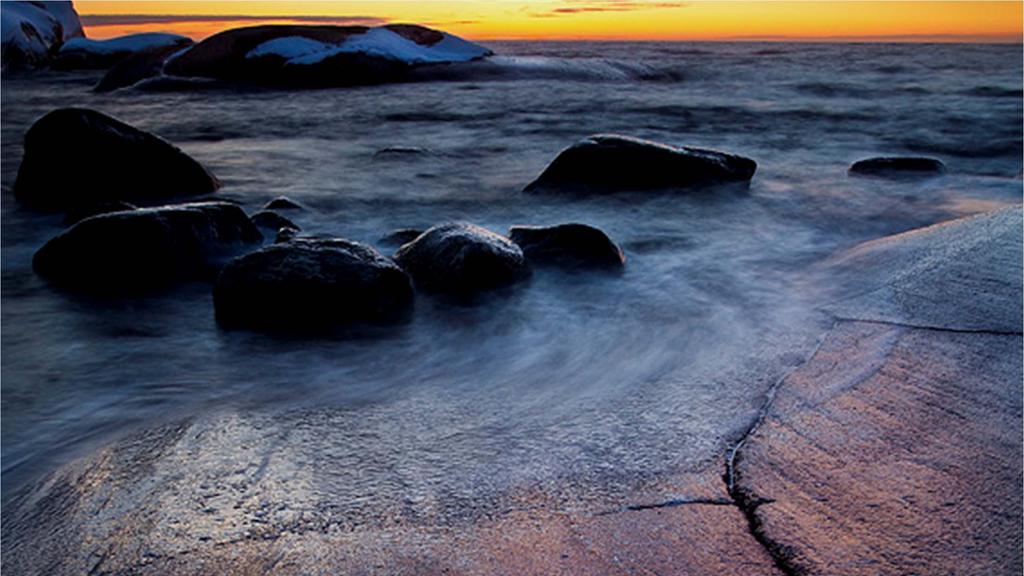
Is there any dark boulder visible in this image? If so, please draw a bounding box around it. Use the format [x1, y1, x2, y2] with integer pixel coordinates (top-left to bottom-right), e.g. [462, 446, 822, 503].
[509, 223, 625, 270]
[524, 135, 756, 194]
[14, 108, 220, 211]
[34, 202, 262, 294]
[94, 43, 191, 92]
[264, 196, 302, 210]
[849, 156, 947, 178]
[62, 200, 137, 225]
[213, 238, 414, 330]
[379, 228, 424, 247]
[250, 210, 299, 232]
[393, 222, 530, 296]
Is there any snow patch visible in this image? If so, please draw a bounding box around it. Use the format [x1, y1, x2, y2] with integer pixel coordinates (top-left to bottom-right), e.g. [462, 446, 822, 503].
[2, 1, 83, 66]
[60, 33, 190, 56]
[245, 27, 490, 67]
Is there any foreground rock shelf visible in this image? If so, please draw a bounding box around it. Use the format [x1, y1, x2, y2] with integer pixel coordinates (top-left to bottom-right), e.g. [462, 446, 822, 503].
[4, 206, 1019, 575]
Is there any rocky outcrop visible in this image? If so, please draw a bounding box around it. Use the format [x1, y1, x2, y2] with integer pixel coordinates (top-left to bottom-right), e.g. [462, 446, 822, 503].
[213, 238, 414, 330]
[509, 223, 625, 270]
[14, 108, 220, 210]
[1, 1, 83, 69]
[848, 156, 946, 178]
[93, 43, 191, 92]
[54, 32, 192, 70]
[393, 222, 529, 296]
[163, 24, 492, 88]
[34, 202, 262, 294]
[524, 135, 756, 194]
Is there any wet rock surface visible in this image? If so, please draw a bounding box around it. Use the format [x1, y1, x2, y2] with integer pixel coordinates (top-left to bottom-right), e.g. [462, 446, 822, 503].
[524, 134, 756, 194]
[61, 200, 137, 225]
[33, 202, 262, 294]
[250, 209, 299, 232]
[13, 108, 220, 210]
[394, 222, 530, 296]
[378, 228, 424, 247]
[509, 223, 625, 270]
[213, 238, 414, 330]
[848, 156, 947, 178]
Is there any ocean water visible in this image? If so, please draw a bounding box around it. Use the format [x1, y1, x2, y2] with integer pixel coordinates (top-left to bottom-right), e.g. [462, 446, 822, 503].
[1, 41, 1021, 506]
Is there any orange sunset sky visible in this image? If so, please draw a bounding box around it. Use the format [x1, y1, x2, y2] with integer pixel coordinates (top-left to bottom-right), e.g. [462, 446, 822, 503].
[75, 1, 1023, 42]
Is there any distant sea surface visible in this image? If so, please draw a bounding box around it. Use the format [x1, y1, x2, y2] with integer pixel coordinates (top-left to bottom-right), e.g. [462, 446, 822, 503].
[2, 42, 1021, 503]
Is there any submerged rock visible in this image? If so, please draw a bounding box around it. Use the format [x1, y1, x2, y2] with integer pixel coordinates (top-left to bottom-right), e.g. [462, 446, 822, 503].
[263, 196, 303, 210]
[1, 1, 82, 69]
[379, 228, 424, 247]
[54, 32, 192, 70]
[394, 222, 529, 296]
[848, 156, 946, 178]
[214, 238, 414, 330]
[62, 200, 137, 225]
[250, 210, 299, 232]
[34, 202, 262, 294]
[94, 43, 192, 92]
[14, 108, 220, 210]
[164, 24, 492, 88]
[509, 223, 625, 270]
[524, 135, 756, 194]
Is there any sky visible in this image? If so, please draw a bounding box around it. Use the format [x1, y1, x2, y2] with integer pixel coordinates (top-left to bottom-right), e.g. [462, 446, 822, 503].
[75, 1, 1024, 42]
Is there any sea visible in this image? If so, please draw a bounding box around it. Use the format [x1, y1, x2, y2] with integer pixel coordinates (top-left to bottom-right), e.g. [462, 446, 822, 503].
[2, 41, 1021, 506]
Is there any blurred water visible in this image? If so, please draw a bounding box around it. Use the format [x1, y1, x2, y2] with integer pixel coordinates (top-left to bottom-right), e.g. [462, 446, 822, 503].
[1, 41, 1021, 504]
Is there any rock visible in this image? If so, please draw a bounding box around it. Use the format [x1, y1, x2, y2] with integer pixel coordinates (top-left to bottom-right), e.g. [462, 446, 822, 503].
[94, 43, 192, 92]
[34, 202, 262, 294]
[509, 223, 625, 270]
[54, 32, 192, 70]
[374, 146, 434, 158]
[62, 200, 137, 225]
[163, 24, 492, 88]
[524, 135, 756, 194]
[213, 238, 414, 330]
[393, 222, 530, 296]
[263, 196, 302, 210]
[13, 108, 221, 211]
[378, 228, 424, 247]
[250, 210, 299, 232]
[848, 156, 946, 178]
[275, 228, 299, 243]
[1, 1, 83, 69]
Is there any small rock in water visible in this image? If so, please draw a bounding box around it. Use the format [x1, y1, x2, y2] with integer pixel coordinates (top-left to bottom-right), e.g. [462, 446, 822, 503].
[34, 202, 262, 294]
[214, 238, 414, 330]
[379, 228, 425, 247]
[263, 196, 303, 211]
[62, 200, 138, 225]
[524, 134, 756, 194]
[14, 108, 220, 211]
[509, 223, 625, 270]
[275, 228, 299, 243]
[250, 210, 299, 232]
[393, 222, 530, 296]
[374, 146, 434, 158]
[848, 156, 947, 178]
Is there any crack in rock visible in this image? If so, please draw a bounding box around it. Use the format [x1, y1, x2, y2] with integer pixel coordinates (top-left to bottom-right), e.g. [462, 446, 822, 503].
[833, 315, 1023, 336]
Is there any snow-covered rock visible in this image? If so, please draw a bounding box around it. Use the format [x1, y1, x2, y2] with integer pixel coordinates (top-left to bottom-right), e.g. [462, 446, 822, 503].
[1, 1, 83, 69]
[165, 23, 492, 88]
[249, 27, 490, 66]
[56, 32, 193, 69]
